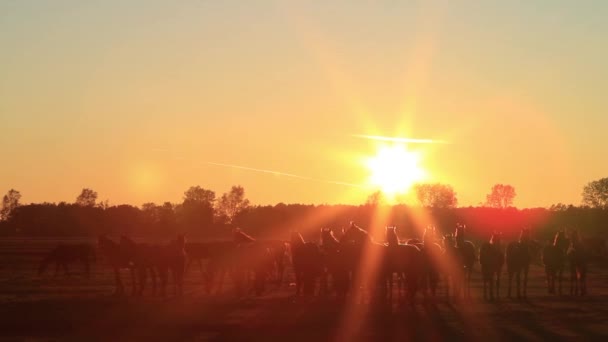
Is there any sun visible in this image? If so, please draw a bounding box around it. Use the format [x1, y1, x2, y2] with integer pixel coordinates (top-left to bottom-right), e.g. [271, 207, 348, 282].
[365, 144, 426, 197]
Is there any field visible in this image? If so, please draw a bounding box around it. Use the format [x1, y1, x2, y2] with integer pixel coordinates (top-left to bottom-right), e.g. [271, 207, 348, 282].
[1, 238, 608, 341]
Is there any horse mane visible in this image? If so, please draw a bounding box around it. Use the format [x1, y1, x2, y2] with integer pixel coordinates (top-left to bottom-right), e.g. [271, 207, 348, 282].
[320, 228, 339, 245]
[553, 231, 566, 247]
[290, 231, 305, 246]
[233, 228, 256, 243]
[386, 227, 399, 246]
[341, 222, 371, 243]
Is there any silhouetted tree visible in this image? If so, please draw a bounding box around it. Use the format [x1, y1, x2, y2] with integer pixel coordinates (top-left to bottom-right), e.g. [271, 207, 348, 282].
[1, 189, 22, 221]
[582, 177, 608, 209]
[75, 188, 98, 207]
[485, 184, 516, 208]
[181, 186, 215, 232]
[414, 183, 458, 208]
[365, 190, 385, 206]
[216, 185, 250, 225]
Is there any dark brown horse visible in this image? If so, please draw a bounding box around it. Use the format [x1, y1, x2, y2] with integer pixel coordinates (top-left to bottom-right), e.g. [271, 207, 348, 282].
[320, 228, 349, 297]
[506, 228, 534, 298]
[231, 229, 274, 296]
[455, 224, 476, 299]
[98, 235, 135, 295]
[568, 230, 588, 296]
[420, 225, 443, 298]
[479, 232, 505, 300]
[386, 226, 422, 303]
[542, 230, 569, 295]
[38, 243, 95, 278]
[290, 231, 322, 296]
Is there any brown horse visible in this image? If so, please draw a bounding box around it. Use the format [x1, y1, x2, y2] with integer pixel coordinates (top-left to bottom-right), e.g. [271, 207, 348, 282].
[320, 228, 349, 297]
[506, 228, 534, 298]
[542, 230, 569, 295]
[453, 224, 476, 299]
[98, 235, 135, 295]
[232, 228, 274, 296]
[290, 231, 322, 296]
[420, 225, 444, 298]
[386, 227, 422, 303]
[568, 230, 588, 296]
[479, 232, 505, 300]
[38, 243, 95, 278]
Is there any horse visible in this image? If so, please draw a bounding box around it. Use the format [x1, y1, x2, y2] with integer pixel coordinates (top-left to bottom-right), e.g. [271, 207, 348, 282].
[290, 231, 322, 296]
[164, 235, 188, 296]
[542, 230, 569, 295]
[506, 228, 534, 298]
[340, 222, 388, 301]
[231, 228, 275, 296]
[386, 226, 422, 303]
[420, 225, 444, 298]
[257, 239, 289, 286]
[454, 224, 476, 299]
[38, 243, 95, 278]
[320, 228, 349, 297]
[479, 232, 505, 300]
[98, 235, 136, 295]
[568, 230, 588, 296]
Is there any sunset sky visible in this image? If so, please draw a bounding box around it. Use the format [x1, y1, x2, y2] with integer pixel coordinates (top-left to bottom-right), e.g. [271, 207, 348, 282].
[1, 1, 607, 208]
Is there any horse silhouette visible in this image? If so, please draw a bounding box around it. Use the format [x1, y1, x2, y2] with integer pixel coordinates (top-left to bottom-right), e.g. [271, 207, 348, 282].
[386, 226, 422, 303]
[567, 230, 588, 296]
[420, 225, 443, 298]
[320, 227, 348, 297]
[479, 232, 505, 300]
[444, 224, 476, 299]
[506, 228, 534, 298]
[542, 230, 569, 295]
[38, 243, 95, 278]
[290, 231, 322, 296]
[231, 228, 274, 296]
[98, 235, 135, 295]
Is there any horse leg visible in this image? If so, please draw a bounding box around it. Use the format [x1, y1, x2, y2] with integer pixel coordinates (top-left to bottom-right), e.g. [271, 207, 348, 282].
[114, 267, 124, 295]
[137, 267, 147, 296]
[523, 265, 529, 298]
[507, 271, 512, 298]
[557, 269, 563, 295]
[496, 271, 501, 299]
[581, 267, 587, 296]
[150, 267, 157, 295]
[130, 267, 138, 295]
[515, 271, 521, 299]
[570, 267, 576, 295]
[84, 259, 90, 279]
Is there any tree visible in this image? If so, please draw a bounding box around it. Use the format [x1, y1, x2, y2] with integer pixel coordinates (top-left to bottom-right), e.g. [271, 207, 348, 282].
[485, 184, 516, 208]
[414, 183, 458, 208]
[181, 186, 216, 231]
[75, 188, 98, 207]
[365, 191, 386, 206]
[183, 186, 215, 206]
[1, 189, 22, 221]
[216, 185, 250, 225]
[582, 177, 608, 209]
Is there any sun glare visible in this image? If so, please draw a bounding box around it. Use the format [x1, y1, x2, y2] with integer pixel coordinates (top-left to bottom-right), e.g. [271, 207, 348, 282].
[365, 144, 426, 197]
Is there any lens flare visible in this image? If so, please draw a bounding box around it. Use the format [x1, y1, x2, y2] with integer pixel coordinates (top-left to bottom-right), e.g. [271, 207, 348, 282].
[365, 145, 426, 197]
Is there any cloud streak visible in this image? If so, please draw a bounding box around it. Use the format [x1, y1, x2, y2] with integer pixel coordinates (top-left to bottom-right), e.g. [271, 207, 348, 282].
[205, 162, 368, 189]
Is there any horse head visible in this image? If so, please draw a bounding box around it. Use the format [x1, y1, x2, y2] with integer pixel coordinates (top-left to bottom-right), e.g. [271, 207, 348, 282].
[443, 234, 455, 249]
[490, 231, 502, 245]
[519, 228, 531, 243]
[290, 231, 305, 246]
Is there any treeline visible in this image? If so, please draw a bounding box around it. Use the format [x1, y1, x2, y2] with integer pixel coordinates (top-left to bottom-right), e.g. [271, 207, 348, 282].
[1, 201, 608, 243]
[2, 177, 608, 242]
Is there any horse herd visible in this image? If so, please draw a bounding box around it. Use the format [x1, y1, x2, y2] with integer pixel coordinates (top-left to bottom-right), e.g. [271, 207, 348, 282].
[36, 223, 592, 302]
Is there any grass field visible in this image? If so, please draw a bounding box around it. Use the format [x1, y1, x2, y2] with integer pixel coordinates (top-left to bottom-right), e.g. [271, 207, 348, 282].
[1, 238, 608, 341]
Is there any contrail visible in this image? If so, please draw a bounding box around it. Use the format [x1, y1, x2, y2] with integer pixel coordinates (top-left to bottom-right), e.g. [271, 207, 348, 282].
[352, 134, 448, 144]
[205, 162, 369, 189]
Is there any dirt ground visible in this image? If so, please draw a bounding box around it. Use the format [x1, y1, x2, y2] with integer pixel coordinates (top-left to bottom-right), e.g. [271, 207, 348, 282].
[1, 238, 608, 342]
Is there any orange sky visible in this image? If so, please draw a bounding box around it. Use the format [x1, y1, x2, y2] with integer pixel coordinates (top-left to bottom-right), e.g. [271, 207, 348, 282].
[1, 1, 607, 208]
